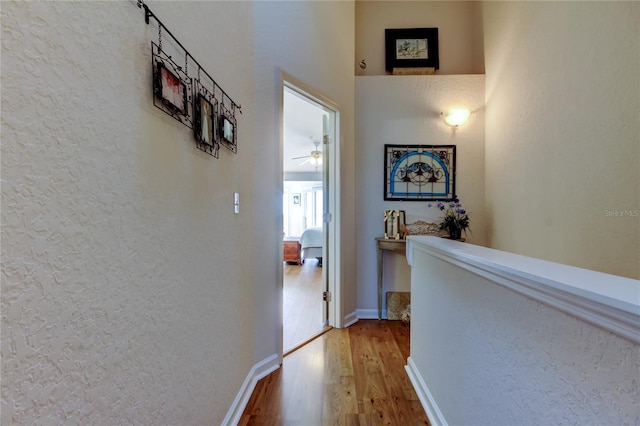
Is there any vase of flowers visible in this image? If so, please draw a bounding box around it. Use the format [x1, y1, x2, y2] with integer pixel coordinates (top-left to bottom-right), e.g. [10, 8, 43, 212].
[429, 195, 470, 239]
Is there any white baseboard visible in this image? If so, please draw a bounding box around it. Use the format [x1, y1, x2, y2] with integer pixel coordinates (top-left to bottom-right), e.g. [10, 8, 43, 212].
[222, 353, 280, 426]
[405, 357, 447, 426]
[343, 310, 358, 327]
[356, 308, 380, 320]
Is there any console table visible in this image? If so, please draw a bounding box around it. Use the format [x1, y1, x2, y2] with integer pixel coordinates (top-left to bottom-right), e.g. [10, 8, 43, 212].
[376, 237, 407, 320]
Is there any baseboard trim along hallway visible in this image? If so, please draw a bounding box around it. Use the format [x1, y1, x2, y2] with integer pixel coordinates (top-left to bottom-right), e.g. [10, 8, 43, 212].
[354, 308, 377, 320]
[343, 310, 358, 327]
[406, 357, 447, 426]
[222, 353, 280, 426]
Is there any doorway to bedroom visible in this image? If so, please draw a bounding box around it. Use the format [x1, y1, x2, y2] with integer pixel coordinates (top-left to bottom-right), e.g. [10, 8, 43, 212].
[282, 78, 338, 354]
[282, 182, 324, 352]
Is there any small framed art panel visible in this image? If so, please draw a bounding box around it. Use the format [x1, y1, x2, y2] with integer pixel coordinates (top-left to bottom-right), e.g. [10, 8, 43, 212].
[151, 42, 193, 128]
[155, 61, 188, 114]
[195, 94, 215, 145]
[218, 104, 237, 153]
[193, 93, 219, 157]
[384, 144, 455, 201]
[385, 28, 439, 72]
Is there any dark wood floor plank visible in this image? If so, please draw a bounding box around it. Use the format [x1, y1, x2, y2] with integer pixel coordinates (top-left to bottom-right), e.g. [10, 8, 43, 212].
[349, 328, 394, 423]
[390, 321, 411, 360]
[241, 320, 431, 425]
[242, 368, 283, 419]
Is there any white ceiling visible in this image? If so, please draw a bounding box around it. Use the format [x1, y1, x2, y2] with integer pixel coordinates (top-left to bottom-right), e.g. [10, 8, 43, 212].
[283, 89, 326, 173]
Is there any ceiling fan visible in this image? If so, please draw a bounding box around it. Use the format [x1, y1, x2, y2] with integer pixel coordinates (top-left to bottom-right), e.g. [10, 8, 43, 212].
[292, 140, 323, 166]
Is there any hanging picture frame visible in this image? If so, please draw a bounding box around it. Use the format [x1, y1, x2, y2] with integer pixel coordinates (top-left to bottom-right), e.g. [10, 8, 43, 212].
[384, 144, 455, 201]
[155, 61, 188, 115]
[218, 103, 237, 154]
[151, 42, 193, 128]
[385, 28, 439, 73]
[193, 88, 219, 158]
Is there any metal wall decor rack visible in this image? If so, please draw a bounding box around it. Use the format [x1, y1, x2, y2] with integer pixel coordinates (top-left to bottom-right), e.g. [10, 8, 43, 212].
[138, 0, 241, 157]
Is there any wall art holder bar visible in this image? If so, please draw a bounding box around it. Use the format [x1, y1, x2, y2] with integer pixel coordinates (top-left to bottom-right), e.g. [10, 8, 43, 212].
[138, 0, 241, 157]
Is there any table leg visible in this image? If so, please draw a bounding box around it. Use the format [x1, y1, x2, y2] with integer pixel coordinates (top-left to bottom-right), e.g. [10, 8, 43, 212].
[377, 243, 383, 320]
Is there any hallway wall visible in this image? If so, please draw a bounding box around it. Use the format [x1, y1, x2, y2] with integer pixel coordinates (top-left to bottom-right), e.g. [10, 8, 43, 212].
[355, 75, 485, 316]
[356, 0, 484, 75]
[0, 1, 355, 424]
[483, 1, 640, 279]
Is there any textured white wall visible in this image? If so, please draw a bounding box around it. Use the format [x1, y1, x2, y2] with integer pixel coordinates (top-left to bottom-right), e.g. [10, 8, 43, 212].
[483, 1, 640, 279]
[409, 240, 640, 425]
[355, 0, 484, 76]
[1, 1, 354, 423]
[355, 75, 485, 316]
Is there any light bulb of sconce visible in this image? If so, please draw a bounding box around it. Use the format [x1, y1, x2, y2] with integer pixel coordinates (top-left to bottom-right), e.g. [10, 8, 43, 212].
[442, 108, 471, 128]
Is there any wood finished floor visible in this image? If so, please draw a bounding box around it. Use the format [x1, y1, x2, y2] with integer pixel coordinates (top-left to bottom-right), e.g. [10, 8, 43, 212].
[283, 259, 325, 352]
[240, 320, 430, 426]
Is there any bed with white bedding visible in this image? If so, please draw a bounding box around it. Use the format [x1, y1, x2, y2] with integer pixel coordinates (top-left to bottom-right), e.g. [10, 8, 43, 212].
[299, 227, 323, 266]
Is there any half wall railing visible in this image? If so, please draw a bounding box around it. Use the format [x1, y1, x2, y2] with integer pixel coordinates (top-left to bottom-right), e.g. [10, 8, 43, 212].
[405, 236, 640, 426]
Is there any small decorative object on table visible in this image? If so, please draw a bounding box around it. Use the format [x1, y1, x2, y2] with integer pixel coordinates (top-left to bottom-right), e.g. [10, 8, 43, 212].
[402, 220, 441, 237]
[429, 195, 470, 239]
[384, 210, 406, 239]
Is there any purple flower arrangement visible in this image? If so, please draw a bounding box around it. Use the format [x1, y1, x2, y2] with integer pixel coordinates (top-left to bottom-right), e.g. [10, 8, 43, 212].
[428, 195, 470, 239]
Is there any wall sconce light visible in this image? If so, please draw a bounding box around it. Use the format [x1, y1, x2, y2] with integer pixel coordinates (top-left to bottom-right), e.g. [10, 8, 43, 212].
[441, 108, 471, 129]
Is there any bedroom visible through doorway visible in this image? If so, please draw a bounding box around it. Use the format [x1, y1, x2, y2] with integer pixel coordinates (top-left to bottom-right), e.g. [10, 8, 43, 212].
[283, 181, 324, 350]
[282, 81, 337, 354]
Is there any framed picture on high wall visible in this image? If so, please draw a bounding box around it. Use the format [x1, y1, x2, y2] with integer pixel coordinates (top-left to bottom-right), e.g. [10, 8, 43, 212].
[385, 28, 439, 73]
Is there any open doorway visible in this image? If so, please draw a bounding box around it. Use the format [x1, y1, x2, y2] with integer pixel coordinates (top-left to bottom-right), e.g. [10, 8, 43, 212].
[282, 76, 340, 354]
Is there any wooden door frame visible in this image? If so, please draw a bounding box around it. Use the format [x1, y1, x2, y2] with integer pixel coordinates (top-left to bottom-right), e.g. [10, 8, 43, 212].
[280, 72, 342, 354]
